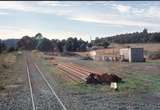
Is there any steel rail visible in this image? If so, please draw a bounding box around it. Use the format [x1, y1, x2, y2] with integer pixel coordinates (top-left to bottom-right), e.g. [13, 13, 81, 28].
[34, 63, 67, 110]
[25, 55, 36, 110]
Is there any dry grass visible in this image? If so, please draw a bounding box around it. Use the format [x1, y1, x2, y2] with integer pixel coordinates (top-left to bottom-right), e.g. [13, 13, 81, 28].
[0, 52, 17, 91]
[0, 52, 16, 66]
[111, 43, 160, 52]
[75, 43, 160, 57]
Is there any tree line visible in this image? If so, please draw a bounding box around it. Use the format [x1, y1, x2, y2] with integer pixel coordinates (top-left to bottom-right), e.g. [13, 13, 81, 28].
[16, 33, 90, 52]
[1, 28, 160, 53]
[92, 29, 160, 45]
[0, 39, 16, 53]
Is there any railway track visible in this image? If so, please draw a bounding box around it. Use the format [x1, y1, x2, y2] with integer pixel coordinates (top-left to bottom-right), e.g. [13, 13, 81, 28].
[25, 51, 67, 110]
[57, 62, 105, 82]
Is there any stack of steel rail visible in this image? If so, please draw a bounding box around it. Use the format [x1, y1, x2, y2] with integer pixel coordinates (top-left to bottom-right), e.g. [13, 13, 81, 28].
[57, 63, 105, 82]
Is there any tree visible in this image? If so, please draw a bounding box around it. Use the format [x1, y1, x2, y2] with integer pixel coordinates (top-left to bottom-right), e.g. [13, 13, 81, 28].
[36, 38, 53, 52]
[1, 41, 7, 52]
[17, 36, 35, 50]
[80, 43, 87, 51]
[92, 28, 160, 44]
[34, 33, 44, 49]
[35, 33, 43, 40]
[102, 41, 110, 48]
[142, 28, 148, 42]
[59, 39, 66, 52]
[72, 37, 79, 51]
[143, 28, 148, 34]
[63, 44, 68, 53]
[64, 40, 72, 51]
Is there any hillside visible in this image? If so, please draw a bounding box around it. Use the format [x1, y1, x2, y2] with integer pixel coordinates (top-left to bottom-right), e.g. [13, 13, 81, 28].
[92, 29, 160, 47]
[111, 43, 160, 52]
[3, 39, 19, 47]
[75, 43, 160, 58]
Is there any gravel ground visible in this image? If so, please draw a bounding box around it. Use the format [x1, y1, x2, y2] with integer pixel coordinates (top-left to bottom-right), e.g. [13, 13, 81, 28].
[33, 52, 160, 110]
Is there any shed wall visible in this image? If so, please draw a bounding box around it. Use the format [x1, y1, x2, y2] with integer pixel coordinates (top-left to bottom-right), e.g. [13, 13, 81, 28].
[130, 48, 144, 62]
[120, 48, 144, 62]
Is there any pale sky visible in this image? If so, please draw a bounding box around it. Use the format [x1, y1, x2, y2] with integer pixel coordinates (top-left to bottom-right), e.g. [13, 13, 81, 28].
[0, 1, 160, 41]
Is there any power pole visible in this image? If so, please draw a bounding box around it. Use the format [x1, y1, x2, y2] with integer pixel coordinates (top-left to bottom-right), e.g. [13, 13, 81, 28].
[90, 36, 92, 43]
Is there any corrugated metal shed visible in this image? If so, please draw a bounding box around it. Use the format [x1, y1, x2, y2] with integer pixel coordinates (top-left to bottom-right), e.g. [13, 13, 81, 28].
[120, 48, 145, 62]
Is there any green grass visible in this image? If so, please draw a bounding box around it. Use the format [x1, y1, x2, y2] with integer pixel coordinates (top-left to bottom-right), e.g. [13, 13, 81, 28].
[68, 83, 107, 93]
[146, 60, 160, 64]
[118, 72, 160, 93]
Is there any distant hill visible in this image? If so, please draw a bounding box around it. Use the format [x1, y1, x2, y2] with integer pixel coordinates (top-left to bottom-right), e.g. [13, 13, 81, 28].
[3, 39, 19, 47]
[92, 29, 160, 46]
[111, 43, 160, 52]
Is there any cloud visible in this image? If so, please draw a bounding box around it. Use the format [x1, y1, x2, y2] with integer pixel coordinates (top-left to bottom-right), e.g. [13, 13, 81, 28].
[114, 4, 130, 13]
[36, 2, 160, 28]
[0, 26, 90, 41]
[0, 1, 160, 39]
[0, 12, 8, 15]
[0, 1, 28, 11]
[43, 31, 90, 41]
[0, 1, 52, 14]
[146, 6, 160, 18]
[37, 1, 74, 7]
[69, 13, 160, 28]
[0, 26, 37, 39]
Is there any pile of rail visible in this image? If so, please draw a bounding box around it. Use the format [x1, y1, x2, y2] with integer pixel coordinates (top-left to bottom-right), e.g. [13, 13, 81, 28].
[57, 63, 122, 84]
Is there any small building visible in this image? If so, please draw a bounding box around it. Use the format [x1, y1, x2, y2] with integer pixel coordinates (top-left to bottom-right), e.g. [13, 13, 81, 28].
[120, 48, 145, 62]
[89, 50, 96, 56]
[89, 49, 119, 61]
[89, 48, 118, 57]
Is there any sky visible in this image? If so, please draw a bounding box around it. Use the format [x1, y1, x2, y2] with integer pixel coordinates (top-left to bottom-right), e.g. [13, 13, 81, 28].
[0, 1, 160, 41]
